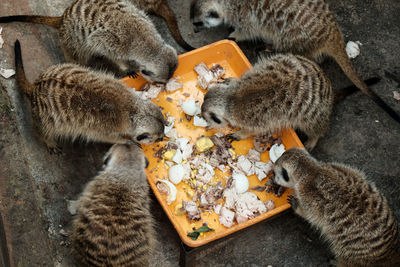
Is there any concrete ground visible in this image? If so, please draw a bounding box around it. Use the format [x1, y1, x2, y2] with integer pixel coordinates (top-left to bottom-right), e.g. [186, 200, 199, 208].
[0, 0, 399, 266]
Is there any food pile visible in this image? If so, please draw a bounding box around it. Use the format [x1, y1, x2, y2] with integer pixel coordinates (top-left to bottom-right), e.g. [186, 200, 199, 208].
[144, 63, 288, 234]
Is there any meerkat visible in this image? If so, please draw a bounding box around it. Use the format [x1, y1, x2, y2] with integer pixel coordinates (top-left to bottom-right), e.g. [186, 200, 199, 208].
[273, 148, 400, 267]
[201, 54, 334, 150]
[71, 143, 155, 266]
[129, 0, 194, 50]
[191, 0, 400, 123]
[14, 40, 165, 151]
[1, 0, 178, 82]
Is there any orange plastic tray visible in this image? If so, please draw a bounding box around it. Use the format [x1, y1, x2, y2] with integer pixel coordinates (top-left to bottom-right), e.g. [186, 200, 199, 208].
[121, 40, 304, 247]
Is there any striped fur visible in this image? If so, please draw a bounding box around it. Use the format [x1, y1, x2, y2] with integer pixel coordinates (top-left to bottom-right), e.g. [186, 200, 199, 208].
[273, 148, 400, 267]
[191, 0, 400, 123]
[72, 144, 155, 267]
[1, 0, 177, 82]
[14, 40, 164, 150]
[201, 54, 333, 150]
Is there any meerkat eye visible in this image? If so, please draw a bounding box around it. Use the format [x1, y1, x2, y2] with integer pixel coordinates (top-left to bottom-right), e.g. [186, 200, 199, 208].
[282, 168, 289, 182]
[207, 11, 219, 19]
[141, 70, 154, 77]
[136, 133, 150, 142]
[103, 154, 111, 166]
[210, 112, 221, 124]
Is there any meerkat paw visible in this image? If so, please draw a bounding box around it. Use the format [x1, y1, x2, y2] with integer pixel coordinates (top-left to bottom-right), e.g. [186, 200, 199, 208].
[226, 133, 241, 143]
[226, 129, 253, 142]
[127, 71, 139, 79]
[47, 145, 63, 155]
[227, 30, 245, 42]
[221, 77, 233, 84]
[287, 195, 299, 209]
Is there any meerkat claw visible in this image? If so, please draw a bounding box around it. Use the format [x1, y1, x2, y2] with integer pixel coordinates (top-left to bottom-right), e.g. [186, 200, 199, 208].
[287, 195, 299, 209]
[226, 133, 240, 143]
[127, 71, 138, 79]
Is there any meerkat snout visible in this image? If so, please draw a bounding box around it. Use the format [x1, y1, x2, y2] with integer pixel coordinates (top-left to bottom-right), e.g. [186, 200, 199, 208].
[140, 45, 178, 83]
[190, 0, 224, 32]
[201, 84, 231, 128]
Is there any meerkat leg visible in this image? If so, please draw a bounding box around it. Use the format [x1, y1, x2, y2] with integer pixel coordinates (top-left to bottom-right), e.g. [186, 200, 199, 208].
[226, 129, 255, 142]
[40, 135, 62, 154]
[288, 195, 306, 217]
[228, 30, 246, 42]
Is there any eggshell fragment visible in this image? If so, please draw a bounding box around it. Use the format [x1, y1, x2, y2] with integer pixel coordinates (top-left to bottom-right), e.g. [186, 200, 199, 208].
[193, 115, 208, 127]
[157, 180, 177, 204]
[269, 144, 285, 163]
[346, 41, 362, 59]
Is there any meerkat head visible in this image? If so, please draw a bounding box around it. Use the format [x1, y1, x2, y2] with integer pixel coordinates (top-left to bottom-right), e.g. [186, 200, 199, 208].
[201, 84, 230, 129]
[140, 44, 178, 83]
[190, 0, 225, 32]
[126, 101, 166, 144]
[103, 143, 149, 172]
[273, 148, 311, 188]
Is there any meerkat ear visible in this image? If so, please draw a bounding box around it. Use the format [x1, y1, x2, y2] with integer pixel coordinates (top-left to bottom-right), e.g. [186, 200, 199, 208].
[282, 168, 290, 182]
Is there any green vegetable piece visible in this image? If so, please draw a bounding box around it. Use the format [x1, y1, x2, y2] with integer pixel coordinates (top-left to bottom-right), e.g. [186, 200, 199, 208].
[187, 225, 215, 240]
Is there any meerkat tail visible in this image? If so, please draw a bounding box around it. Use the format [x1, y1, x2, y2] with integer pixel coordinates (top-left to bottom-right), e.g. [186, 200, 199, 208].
[0, 15, 62, 29]
[327, 34, 400, 123]
[334, 77, 381, 103]
[156, 1, 195, 51]
[14, 40, 33, 97]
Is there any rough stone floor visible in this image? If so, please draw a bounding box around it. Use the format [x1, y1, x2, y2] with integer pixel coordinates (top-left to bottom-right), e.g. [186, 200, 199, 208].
[0, 0, 399, 266]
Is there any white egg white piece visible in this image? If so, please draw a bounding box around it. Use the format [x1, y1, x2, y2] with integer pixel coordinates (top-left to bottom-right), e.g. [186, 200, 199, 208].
[232, 172, 249, 194]
[346, 41, 362, 59]
[168, 164, 185, 184]
[269, 144, 286, 163]
[180, 99, 201, 116]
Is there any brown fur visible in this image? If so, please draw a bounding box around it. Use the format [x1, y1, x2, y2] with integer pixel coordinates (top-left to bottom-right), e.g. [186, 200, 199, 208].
[201, 54, 333, 150]
[191, 0, 400, 123]
[1, 0, 178, 82]
[71, 144, 155, 266]
[14, 40, 165, 151]
[273, 148, 400, 267]
[129, 0, 194, 50]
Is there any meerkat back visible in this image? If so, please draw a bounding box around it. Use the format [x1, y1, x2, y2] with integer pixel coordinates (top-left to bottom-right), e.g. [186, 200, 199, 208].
[273, 148, 400, 267]
[14, 40, 165, 151]
[72, 144, 154, 266]
[191, 0, 400, 123]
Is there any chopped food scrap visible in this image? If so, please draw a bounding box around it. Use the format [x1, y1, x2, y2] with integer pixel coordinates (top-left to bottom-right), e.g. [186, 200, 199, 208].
[232, 172, 249, 194]
[162, 149, 176, 161]
[180, 99, 201, 116]
[251, 186, 267, 192]
[393, 91, 400, 101]
[194, 62, 226, 89]
[269, 144, 286, 163]
[183, 200, 201, 221]
[175, 203, 186, 216]
[0, 27, 3, 49]
[156, 180, 177, 204]
[346, 41, 362, 59]
[193, 115, 208, 127]
[0, 68, 15, 79]
[187, 225, 215, 240]
[253, 135, 282, 153]
[235, 192, 267, 224]
[195, 136, 214, 152]
[135, 83, 164, 100]
[219, 207, 235, 228]
[165, 78, 183, 92]
[168, 164, 186, 184]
